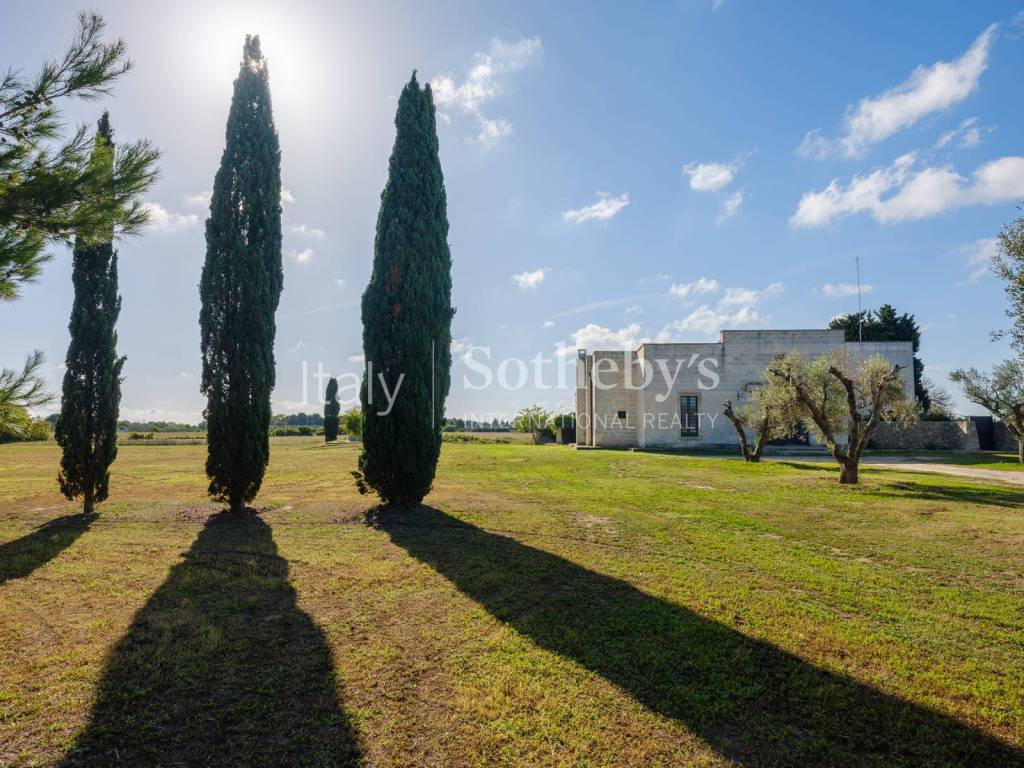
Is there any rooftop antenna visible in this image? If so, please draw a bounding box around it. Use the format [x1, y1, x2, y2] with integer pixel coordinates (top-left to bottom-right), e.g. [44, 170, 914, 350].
[856, 255, 863, 342]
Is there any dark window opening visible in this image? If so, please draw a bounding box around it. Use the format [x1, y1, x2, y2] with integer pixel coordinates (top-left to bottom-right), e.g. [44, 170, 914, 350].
[616, 410, 627, 419]
[680, 395, 699, 437]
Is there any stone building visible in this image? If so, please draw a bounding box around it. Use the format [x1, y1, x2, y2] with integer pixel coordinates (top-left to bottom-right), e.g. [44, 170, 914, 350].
[574, 329, 914, 449]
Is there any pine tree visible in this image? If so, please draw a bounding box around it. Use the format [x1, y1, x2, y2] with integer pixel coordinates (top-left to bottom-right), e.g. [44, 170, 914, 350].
[355, 72, 454, 506]
[199, 36, 282, 513]
[56, 112, 125, 515]
[324, 377, 340, 442]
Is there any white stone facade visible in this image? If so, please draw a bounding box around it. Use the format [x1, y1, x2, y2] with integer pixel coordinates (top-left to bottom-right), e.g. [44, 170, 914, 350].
[575, 330, 915, 449]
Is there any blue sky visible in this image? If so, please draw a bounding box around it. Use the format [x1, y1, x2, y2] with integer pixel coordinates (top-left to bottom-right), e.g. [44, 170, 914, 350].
[3, 0, 1023, 422]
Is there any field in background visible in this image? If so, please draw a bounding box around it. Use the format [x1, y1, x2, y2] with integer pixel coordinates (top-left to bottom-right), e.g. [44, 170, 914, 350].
[2, 440, 1023, 766]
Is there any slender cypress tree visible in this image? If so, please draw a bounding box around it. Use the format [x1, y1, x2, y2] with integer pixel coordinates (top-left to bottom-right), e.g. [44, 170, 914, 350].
[56, 112, 124, 515]
[324, 377, 340, 442]
[199, 36, 282, 513]
[355, 72, 454, 506]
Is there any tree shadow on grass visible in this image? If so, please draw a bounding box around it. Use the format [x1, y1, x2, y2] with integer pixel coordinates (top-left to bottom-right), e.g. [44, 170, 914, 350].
[868, 480, 1024, 509]
[0, 512, 96, 586]
[61, 511, 363, 767]
[377, 506, 1023, 767]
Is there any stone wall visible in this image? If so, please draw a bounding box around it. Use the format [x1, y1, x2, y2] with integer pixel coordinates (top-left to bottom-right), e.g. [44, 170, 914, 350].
[994, 421, 1021, 453]
[867, 420, 980, 451]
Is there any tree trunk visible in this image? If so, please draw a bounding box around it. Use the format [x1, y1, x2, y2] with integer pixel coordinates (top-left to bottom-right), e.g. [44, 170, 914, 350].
[839, 460, 859, 484]
[229, 496, 244, 514]
[83, 490, 94, 516]
[1018, 441, 1023, 464]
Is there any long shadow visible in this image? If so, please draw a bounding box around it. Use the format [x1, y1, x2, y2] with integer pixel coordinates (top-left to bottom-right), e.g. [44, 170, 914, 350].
[61, 512, 363, 767]
[379, 507, 1022, 767]
[0, 512, 96, 586]
[870, 480, 1024, 509]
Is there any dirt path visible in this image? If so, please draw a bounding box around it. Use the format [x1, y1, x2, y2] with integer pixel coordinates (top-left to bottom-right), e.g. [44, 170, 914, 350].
[769, 454, 1024, 486]
[861, 459, 1024, 487]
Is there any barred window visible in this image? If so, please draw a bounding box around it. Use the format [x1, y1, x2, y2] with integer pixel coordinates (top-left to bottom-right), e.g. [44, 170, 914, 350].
[680, 395, 699, 437]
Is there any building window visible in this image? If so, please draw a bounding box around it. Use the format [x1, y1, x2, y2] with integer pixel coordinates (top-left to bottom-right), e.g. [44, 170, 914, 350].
[680, 395, 699, 437]
[617, 410, 627, 419]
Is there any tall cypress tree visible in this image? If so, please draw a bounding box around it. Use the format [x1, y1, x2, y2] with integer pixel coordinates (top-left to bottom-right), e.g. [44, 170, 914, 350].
[324, 377, 340, 442]
[56, 111, 124, 515]
[199, 36, 282, 513]
[356, 72, 454, 506]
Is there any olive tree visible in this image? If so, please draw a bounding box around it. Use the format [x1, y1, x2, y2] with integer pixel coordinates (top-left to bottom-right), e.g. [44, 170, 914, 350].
[722, 376, 800, 462]
[950, 360, 1024, 462]
[767, 352, 917, 484]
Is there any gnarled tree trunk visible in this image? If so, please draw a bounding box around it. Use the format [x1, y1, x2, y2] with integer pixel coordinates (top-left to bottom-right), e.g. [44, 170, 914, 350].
[838, 459, 859, 484]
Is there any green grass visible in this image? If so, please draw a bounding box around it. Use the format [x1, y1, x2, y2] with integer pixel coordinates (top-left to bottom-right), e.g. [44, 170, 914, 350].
[1, 440, 1023, 766]
[883, 450, 1024, 471]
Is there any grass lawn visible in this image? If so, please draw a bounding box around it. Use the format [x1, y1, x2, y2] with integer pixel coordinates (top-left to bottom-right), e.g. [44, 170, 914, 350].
[1, 439, 1023, 767]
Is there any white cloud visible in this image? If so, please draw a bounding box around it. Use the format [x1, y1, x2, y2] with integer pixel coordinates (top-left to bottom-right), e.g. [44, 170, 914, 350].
[790, 153, 1024, 228]
[956, 237, 999, 282]
[935, 117, 989, 150]
[563, 322, 650, 354]
[281, 188, 295, 204]
[799, 25, 996, 158]
[818, 282, 874, 298]
[287, 247, 314, 264]
[511, 268, 548, 290]
[669, 277, 720, 300]
[178, 371, 194, 379]
[476, 116, 513, 147]
[184, 190, 211, 208]
[143, 202, 199, 233]
[719, 282, 784, 307]
[562, 192, 630, 224]
[348, 354, 365, 364]
[717, 190, 744, 224]
[683, 161, 736, 191]
[659, 305, 767, 337]
[431, 36, 542, 147]
[291, 224, 326, 240]
[542, 320, 555, 328]
[659, 281, 784, 339]
[624, 305, 643, 315]
[333, 277, 345, 287]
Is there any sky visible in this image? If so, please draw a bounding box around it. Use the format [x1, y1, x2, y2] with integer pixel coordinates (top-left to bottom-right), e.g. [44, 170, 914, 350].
[3, 0, 1023, 422]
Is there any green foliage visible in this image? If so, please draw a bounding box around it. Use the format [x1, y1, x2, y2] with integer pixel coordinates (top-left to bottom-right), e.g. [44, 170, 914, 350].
[341, 407, 363, 438]
[513, 405, 554, 444]
[829, 304, 929, 411]
[550, 413, 576, 430]
[0, 409, 52, 442]
[116, 420, 204, 433]
[55, 114, 124, 514]
[356, 73, 454, 505]
[994, 210, 1024, 357]
[920, 377, 956, 421]
[272, 426, 314, 437]
[324, 377, 340, 442]
[270, 412, 324, 428]
[0, 12, 159, 302]
[768, 351, 917, 483]
[722, 377, 801, 462]
[199, 36, 282, 512]
[0, 351, 52, 435]
[951, 360, 1024, 460]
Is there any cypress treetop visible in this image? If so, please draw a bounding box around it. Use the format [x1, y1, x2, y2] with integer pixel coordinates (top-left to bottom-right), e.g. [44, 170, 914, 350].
[199, 35, 283, 512]
[56, 111, 125, 515]
[356, 72, 454, 506]
[324, 377, 340, 442]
